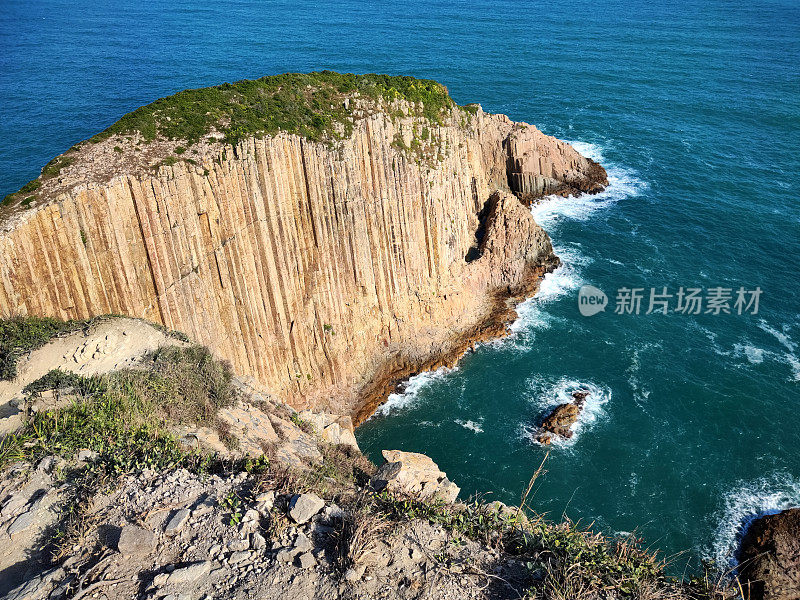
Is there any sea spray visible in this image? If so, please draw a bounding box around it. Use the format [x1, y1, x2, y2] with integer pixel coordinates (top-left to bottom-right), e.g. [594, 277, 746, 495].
[709, 472, 800, 569]
[372, 366, 458, 417]
[522, 377, 612, 448]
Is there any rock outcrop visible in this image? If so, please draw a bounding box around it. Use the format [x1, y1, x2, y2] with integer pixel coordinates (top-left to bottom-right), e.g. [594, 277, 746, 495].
[739, 508, 800, 600]
[0, 75, 606, 421]
[370, 449, 460, 502]
[506, 126, 607, 202]
[535, 389, 590, 445]
[0, 460, 522, 600]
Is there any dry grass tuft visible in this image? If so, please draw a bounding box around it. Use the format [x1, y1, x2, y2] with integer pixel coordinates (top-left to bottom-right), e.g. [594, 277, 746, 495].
[109, 345, 236, 428]
[333, 494, 390, 574]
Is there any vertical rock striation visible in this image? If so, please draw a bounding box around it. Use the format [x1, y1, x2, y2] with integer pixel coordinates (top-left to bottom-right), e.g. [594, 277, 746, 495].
[0, 96, 605, 420]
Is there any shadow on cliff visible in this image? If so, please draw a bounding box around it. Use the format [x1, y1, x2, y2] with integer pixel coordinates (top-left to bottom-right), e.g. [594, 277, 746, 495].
[465, 198, 492, 263]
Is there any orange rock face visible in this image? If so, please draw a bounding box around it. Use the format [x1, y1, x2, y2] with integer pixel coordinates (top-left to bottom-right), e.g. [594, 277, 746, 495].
[0, 102, 605, 419]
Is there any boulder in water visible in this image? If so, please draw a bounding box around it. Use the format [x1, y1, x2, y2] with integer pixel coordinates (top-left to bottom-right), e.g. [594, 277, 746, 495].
[535, 388, 589, 444]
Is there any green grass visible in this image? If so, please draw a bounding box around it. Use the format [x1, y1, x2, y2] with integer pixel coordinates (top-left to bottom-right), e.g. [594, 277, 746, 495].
[0, 391, 191, 474]
[0, 340, 241, 558]
[89, 71, 457, 148]
[0, 344, 236, 471]
[114, 344, 236, 426]
[40, 155, 74, 178]
[2, 179, 41, 206]
[369, 493, 726, 600]
[22, 369, 104, 396]
[0, 317, 91, 381]
[2, 71, 475, 208]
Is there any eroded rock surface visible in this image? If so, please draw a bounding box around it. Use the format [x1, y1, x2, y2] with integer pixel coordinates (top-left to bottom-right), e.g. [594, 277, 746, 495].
[535, 389, 590, 445]
[0, 445, 538, 600]
[0, 96, 605, 419]
[739, 508, 800, 600]
[370, 450, 460, 502]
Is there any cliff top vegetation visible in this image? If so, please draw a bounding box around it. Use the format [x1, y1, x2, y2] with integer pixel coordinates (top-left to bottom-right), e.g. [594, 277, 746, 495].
[2, 72, 471, 207]
[0, 318, 735, 600]
[92, 71, 457, 146]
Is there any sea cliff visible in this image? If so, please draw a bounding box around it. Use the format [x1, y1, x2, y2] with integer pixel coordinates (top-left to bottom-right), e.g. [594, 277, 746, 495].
[0, 73, 606, 420]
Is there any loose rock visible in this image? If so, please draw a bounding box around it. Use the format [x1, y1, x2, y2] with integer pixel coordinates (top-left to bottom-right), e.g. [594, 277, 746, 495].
[289, 493, 324, 524]
[370, 450, 460, 502]
[117, 524, 155, 557]
[164, 508, 191, 535]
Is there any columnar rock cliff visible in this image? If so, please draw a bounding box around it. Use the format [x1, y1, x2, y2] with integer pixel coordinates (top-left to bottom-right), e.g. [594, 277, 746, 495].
[0, 75, 605, 420]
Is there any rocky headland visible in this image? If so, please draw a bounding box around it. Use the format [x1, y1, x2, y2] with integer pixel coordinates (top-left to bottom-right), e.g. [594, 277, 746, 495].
[0, 72, 605, 422]
[738, 508, 800, 600]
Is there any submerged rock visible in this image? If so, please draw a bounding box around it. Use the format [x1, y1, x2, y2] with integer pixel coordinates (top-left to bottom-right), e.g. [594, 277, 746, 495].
[535, 388, 589, 445]
[739, 508, 800, 600]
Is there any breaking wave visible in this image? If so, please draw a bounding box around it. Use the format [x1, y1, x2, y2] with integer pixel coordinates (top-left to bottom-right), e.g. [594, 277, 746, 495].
[372, 366, 458, 417]
[708, 472, 800, 569]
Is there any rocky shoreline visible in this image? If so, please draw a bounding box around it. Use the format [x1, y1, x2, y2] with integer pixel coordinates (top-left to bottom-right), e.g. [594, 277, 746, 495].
[738, 508, 800, 600]
[0, 314, 789, 600]
[3, 73, 786, 600]
[353, 258, 559, 425]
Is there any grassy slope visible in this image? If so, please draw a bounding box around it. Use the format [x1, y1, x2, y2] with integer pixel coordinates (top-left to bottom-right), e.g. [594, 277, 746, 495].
[0, 316, 92, 380]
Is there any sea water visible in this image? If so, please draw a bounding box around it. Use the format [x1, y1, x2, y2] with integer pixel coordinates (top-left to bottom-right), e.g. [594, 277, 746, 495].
[2, 0, 798, 571]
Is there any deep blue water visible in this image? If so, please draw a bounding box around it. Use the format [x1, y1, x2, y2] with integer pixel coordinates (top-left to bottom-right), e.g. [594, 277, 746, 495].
[2, 0, 799, 571]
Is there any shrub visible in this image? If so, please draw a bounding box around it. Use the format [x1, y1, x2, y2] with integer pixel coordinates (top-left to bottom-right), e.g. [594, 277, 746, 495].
[109, 344, 235, 427]
[333, 493, 389, 574]
[89, 71, 458, 148]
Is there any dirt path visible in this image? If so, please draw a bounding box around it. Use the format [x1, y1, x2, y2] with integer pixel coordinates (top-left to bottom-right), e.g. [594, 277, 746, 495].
[0, 318, 182, 435]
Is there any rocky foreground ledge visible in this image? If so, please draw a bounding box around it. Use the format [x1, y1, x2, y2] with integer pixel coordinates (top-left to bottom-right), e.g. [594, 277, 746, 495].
[0, 317, 733, 600]
[738, 508, 800, 600]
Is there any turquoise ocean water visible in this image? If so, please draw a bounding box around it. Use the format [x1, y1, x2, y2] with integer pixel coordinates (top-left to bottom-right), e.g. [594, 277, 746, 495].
[2, 0, 799, 571]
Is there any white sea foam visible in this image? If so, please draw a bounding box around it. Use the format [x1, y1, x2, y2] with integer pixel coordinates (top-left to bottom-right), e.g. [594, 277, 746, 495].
[725, 323, 800, 381]
[372, 366, 457, 417]
[625, 343, 660, 411]
[375, 141, 643, 417]
[700, 326, 732, 358]
[733, 344, 771, 365]
[521, 377, 611, 448]
[509, 255, 583, 335]
[786, 353, 800, 381]
[758, 319, 797, 353]
[708, 473, 800, 569]
[455, 419, 484, 433]
[529, 141, 647, 229]
[755, 320, 800, 380]
[505, 142, 645, 337]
